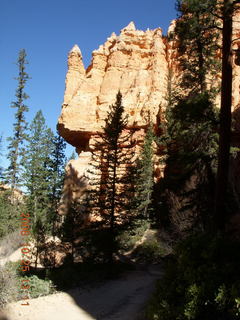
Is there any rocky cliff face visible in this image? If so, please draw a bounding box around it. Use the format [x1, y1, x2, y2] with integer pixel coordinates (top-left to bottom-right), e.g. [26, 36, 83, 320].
[58, 22, 168, 151]
[58, 19, 240, 215]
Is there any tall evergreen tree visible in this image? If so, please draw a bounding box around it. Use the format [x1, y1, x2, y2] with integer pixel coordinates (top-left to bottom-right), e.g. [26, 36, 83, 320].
[134, 126, 155, 219]
[22, 110, 54, 232]
[159, 93, 219, 232]
[86, 92, 135, 262]
[175, 0, 221, 95]
[23, 112, 66, 266]
[0, 136, 3, 181]
[49, 134, 66, 236]
[6, 49, 30, 190]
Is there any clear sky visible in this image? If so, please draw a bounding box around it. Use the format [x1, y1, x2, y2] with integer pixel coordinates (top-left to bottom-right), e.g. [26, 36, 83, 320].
[0, 0, 177, 167]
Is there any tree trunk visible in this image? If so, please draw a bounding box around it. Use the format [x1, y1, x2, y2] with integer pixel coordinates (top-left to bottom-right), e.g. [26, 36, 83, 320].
[214, 0, 233, 231]
[109, 148, 118, 263]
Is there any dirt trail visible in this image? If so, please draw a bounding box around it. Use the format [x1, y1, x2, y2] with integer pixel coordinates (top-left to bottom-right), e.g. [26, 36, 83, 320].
[4, 265, 163, 320]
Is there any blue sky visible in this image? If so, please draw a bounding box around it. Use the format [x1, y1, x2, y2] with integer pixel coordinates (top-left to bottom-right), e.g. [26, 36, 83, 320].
[1, 0, 177, 167]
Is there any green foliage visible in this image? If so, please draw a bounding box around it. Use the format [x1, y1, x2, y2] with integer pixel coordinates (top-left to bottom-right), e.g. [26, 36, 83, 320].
[20, 275, 55, 298]
[22, 110, 54, 234]
[134, 126, 155, 219]
[22, 111, 66, 238]
[133, 238, 166, 263]
[117, 218, 150, 251]
[0, 135, 3, 180]
[85, 91, 135, 262]
[175, 0, 221, 95]
[79, 228, 119, 263]
[0, 261, 56, 307]
[0, 263, 18, 308]
[48, 134, 66, 236]
[162, 93, 219, 171]
[21, 110, 66, 268]
[5, 49, 30, 189]
[159, 93, 219, 231]
[146, 233, 240, 320]
[0, 190, 19, 238]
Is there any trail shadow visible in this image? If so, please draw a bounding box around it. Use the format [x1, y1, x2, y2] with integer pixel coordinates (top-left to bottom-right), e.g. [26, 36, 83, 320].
[52, 262, 160, 320]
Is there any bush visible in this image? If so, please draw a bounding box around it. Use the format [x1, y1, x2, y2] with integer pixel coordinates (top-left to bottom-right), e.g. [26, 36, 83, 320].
[133, 238, 167, 263]
[0, 263, 18, 308]
[117, 219, 150, 251]
[0, 191, 21, 239]
[146, 233, 240, 320]
[0, 261, 55, 307]
[20, 275, 55, 298]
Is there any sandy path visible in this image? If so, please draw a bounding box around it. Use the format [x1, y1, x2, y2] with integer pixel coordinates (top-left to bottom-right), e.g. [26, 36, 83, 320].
[4, 265, 163, 320]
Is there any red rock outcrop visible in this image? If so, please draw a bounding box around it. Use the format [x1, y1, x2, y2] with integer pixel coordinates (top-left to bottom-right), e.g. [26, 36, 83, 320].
[58, 22, 168, 151]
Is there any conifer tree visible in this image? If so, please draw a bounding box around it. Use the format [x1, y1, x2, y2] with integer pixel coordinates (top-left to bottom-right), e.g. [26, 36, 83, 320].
[49, 134, 66, 236]
[160, 93, 219, 232]
[86, 91, 135, 262]
[6, 49, 30, 190]
[0, 136, 3, 181]
[22, 110, 55, 232]
[23, 112, 67, 266]
[175, 0, 221, 95]
[134, 126, 155, 219]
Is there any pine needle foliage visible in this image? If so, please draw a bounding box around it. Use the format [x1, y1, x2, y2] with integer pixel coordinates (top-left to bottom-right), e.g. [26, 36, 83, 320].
[85, 92, 135, 261]
[175, 0, 221, 95]
[134, 126, 155, 219]
[6, 49, 30, 189]
[160, 93, 219, 231]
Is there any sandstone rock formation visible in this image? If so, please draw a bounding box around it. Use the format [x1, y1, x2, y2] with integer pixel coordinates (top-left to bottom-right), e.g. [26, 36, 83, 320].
[58, 21, 168, 152]
[58, 20, 240, 215]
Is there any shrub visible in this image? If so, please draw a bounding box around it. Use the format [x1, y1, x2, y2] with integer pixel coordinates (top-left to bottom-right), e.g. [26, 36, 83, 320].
[0, 263, 18, 308]
[117, 219, 150, 251]
[146, 233, 240, 320]
[0, 261, 55, 307]
[133, 238, 167, 263]
[0, 191, 21, 239]
[20, 275, 55, 299]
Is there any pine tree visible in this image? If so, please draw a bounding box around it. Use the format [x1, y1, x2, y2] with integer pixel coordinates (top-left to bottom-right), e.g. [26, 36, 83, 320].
[86, 91, 135, 262]
[0, 136, 3, 181]
[23, 112, 66, 266]
[175, 0, 221, 95]
[6, 49, 30, 190]
[159, 93, 219, 232]
[49, 134, 66, 236]
[22, 110, 55, 232]
[134, 126, 155, 219]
